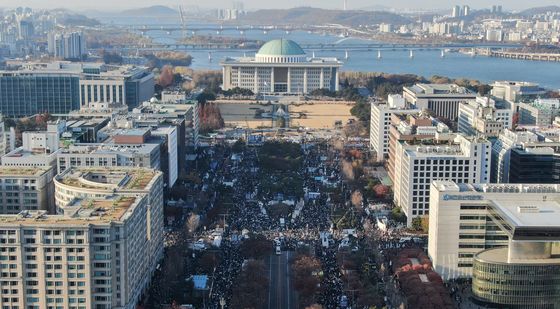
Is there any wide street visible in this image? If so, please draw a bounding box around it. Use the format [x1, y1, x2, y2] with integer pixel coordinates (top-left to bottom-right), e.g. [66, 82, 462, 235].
[268, 251, 297, 309]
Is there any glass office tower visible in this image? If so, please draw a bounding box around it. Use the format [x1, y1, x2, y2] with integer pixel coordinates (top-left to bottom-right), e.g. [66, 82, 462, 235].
[0, 73, 80, 117]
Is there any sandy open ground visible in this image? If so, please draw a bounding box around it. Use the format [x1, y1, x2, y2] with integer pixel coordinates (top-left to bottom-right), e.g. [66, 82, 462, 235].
[218, 102, 355, 129]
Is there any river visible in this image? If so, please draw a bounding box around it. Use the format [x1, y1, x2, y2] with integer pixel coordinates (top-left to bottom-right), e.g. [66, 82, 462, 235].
[97, 17, 560, 89]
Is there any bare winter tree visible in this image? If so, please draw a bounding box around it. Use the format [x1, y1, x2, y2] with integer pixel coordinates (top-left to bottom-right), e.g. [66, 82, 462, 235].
[351, 190, 363, 210]
[186, 213, 200, 234]
[342, 160, 355, 180]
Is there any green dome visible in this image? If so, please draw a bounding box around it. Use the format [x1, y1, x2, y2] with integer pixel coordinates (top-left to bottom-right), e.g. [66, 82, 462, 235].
[257, 39, 305, 56]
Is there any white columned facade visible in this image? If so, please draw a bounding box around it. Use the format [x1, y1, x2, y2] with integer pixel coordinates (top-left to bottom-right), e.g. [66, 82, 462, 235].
[238, 69, 241, 89]
[220, 39, 343, 94]
[287, 67, 291, 93]
[335, 68, 339, 91]
[254, 67, 258, 93]
[303, 68, 308, 93]
[270, 68, 275, 93]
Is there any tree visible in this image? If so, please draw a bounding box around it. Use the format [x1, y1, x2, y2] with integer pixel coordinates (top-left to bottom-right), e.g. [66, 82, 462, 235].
[430, 75, 452, 84]
[158, 65, 174, 88]
[350, 101, 371, 122]
[232, 139, 245, 153]
[186, 213, 200, 234]
[411, 217, 423, 231]
[230, 260, 268, 309]
[351, 191, 363, 209]
[342, 160, 355, 180]
[477, 84, 492, 95]
[512, 112, 519, 128]
[102, 50, 123, 64]
[198, 103, 224, 132]
[196, 92, 216, 104]
[420, 216, 429, 233]
[292, 254, 322, 306]
[239, 236, 272, 259]
[373, 184, 390, 199]
[391, 206, 406, 224]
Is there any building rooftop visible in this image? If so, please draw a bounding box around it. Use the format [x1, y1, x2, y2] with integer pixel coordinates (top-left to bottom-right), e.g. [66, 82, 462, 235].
[405, 83, 475, 96]
[475, 247, 560, 265]
[524, 98, 560, 110]
[56, 167, 160, 191]
[493, 199, 560, 228]
[0, 166, 52, 177]
[221, 56, 342, 65]
[59, 143, 159, 156]
[257, 39, 305, 56]
[1, 147, 59, 165]
[118, 128, 149, 136]
[434, 181, 560, 195]
[0, 194, 146, 225]
[2, 61, 150, 79]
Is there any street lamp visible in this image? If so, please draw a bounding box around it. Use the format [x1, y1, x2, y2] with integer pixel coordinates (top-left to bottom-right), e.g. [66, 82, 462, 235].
[219, 297, 226, 309]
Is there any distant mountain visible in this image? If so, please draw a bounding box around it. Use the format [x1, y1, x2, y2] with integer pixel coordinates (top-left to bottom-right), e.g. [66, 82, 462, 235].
[519, 6, 560, 16]
[47, 9, 101, 27]
[357, 5, 393, 12]
[120, 5, 178, 17]
[238, 7, 412, 27]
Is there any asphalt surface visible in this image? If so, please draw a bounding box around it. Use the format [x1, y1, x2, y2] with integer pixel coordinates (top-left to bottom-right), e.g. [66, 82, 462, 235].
[268, 251, 297, 309]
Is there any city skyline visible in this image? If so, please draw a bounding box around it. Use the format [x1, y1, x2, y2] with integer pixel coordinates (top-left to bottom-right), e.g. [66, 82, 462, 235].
[0, 0, 558, 11]
[1, 0, 560, 308]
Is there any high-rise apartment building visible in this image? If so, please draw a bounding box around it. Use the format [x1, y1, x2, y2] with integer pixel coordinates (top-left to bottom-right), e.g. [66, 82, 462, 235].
[452, 5, 462, 18]
[462, 5, 470, 16]
[485, 29, 503, 42]
[47, 31, 87, 60]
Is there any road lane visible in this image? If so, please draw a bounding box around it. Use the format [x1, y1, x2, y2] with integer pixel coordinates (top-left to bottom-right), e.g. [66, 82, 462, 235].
[268, 251, 296, 309]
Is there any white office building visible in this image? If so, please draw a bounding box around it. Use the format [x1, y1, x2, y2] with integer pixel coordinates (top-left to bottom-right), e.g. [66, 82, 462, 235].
[392, 135, 491, 225]
[518, 98, 560, 126]
[0, 166, 56, 214]
[403, 83, 476, 120]
[221, 39, 342, 94]
[369, 95, 419, 161]
[56, 143, 161, 174]
[428, 180, 560, 281]
[458, 97, 513, 137]
[491, 81, 546, 103]
[0, 167, 163, 309]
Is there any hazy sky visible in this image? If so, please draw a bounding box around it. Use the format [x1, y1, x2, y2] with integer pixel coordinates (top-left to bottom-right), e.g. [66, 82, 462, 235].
[0, 0, 557, 11]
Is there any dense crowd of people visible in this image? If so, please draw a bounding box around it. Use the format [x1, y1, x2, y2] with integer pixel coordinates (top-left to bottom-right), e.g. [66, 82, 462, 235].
[171, 136, 431, 308]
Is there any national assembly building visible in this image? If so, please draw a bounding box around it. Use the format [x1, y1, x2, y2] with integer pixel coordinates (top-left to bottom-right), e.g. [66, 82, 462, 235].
[221, 39, 343, 94]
